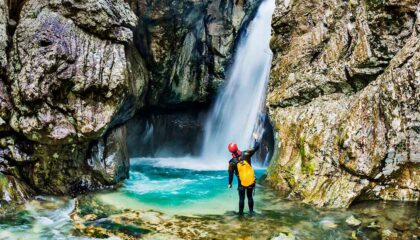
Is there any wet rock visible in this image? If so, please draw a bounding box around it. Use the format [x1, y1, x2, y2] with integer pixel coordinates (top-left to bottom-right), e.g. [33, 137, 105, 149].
[127, 109, 206, 158]
[9, 5, 128, 143]
[48, 0, 137, 42]
[367, 221, 381, 229]
[0, 81, 12, 132]
[0, 173, 34, 206]
[381, 229, 399, 240]
[0, 1, 12, 134]
[346, 215, 362, 226]
[267, 0, 420, 208]
[0, 0, 260, 206]
[129, 0, 262, 105]
[0, 0, 7, 75]
[68, 193, 420, 240]
[0, 136, 36, 163]
[28, 143, 101, 194]
[0, 0, 151, 201]
[272, 232, 296, 240]
[83, 214, 98, 222]
[319, 219, 338, 229]
[89, 125, 129, 184]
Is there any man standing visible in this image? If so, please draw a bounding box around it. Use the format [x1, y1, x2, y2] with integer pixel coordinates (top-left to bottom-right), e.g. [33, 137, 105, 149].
[227, 136, 260, 216]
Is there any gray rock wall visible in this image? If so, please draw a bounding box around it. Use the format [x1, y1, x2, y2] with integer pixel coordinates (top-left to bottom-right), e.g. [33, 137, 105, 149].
[266, 0, 419, 208]
[1, 0, 145, 205]
[0, 0, 261, 206]
[126, 0, 262, 105]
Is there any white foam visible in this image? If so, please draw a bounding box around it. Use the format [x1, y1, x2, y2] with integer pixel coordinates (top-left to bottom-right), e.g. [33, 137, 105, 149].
[131, 157, 267, 171]
[131, 157, 228, 170]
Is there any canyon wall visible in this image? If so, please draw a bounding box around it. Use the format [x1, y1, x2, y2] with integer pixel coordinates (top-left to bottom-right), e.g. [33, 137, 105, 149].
[126, 0, 261, 105]
[267, 0, 419, 207]
[0, 0, 260, 207]
[2, 0, 418, 210]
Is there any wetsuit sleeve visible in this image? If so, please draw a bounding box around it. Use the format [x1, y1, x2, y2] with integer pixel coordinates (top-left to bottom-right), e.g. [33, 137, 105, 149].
[247, 140, 260, 156]
[228, 161, 235, 185]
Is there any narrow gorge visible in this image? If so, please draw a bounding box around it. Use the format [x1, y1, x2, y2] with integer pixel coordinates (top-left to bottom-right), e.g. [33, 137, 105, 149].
[0, 0, 263, 204]
[0, 0, 419, 239]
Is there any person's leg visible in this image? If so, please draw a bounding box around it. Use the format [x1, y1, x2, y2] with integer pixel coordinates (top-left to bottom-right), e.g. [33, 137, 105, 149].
[246, 187, 254, 213]
[238, 187, 245, 215]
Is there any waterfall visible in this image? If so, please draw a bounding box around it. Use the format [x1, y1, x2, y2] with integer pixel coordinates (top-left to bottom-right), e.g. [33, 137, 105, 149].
[200, 0, 275, 168]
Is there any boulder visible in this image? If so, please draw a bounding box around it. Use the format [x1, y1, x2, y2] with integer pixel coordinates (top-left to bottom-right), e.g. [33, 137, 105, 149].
[89, 125, 129, 185]
[1, 0, 148, 197]
[346, 215, 362, 226]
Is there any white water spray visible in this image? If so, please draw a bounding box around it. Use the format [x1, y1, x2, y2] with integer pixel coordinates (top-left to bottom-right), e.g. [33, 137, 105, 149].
[201, 0, 275, 168]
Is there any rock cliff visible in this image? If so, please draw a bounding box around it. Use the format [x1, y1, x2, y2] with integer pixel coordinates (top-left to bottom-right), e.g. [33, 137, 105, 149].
[267, 0, 419, 207]
[2, 0, 417, 210]
[126, 0, 261, 105]
[0, 0, 260, 206]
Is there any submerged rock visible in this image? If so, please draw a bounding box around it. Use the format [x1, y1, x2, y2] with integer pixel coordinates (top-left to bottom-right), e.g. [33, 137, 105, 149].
[272, 232, 296, 240]
[346, 215, 362, 227]
[381, 229, 399, 240]
[319, 219, 338, 229]
[267, 0, 420, 208]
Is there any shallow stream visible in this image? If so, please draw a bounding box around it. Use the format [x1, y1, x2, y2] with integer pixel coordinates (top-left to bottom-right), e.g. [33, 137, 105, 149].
[1, 158, 418, 239]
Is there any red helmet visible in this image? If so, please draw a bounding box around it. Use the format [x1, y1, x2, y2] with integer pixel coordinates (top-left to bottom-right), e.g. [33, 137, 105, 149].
[228, 143, 238, 153]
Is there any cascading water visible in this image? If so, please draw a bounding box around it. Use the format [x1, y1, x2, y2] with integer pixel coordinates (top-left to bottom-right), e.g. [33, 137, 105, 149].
[201, 0, 275, 168]
[90, 0, 278, 216]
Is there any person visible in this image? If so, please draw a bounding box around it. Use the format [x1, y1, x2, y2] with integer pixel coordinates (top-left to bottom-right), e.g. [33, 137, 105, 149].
[227, 135, 260, 216]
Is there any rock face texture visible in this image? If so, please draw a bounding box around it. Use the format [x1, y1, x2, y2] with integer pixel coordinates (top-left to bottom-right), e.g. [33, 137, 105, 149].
[126, 0, 261, 105]
[0, 0, 260, 207]
[127, 109, 207, 158]
[1, 0, 144, 206]
[267, 0, 419, 208]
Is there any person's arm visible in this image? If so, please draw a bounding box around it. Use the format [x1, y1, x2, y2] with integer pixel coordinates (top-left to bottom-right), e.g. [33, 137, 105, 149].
[247, 139, 260, 156]
[228, 161, 235, 188]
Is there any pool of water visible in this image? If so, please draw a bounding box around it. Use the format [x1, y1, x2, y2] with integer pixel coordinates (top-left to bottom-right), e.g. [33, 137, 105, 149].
[0, 157, 418, 239]
[96, 157, 267, 215]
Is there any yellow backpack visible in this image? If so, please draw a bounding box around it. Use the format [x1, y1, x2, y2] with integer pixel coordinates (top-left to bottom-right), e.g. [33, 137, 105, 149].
[237, 160, 255, 187]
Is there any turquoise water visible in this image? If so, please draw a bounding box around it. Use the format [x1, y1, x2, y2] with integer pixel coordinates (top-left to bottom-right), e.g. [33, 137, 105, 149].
[97, 158, 267, 215]
[0, 158, 418, 239]
[0, 197, 88, 240]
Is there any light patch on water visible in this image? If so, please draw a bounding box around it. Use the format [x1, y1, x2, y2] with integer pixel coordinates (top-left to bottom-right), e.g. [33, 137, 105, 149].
[125, 177, 194, 195]
[132, 157, 228, 170]
[97, 190, 239, 216]
[131, 157, 267, 171]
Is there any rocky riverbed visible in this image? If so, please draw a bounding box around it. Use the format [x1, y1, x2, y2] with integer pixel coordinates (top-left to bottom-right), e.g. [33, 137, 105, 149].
[0, 185, 418, 240]
[1, 159, 419, 239]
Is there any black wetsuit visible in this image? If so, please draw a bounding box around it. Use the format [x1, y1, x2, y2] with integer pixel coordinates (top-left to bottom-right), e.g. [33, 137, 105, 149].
[228, 141, 260, 215]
